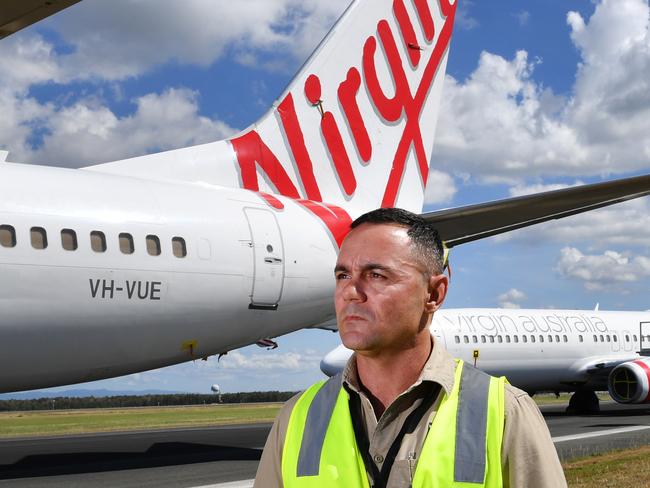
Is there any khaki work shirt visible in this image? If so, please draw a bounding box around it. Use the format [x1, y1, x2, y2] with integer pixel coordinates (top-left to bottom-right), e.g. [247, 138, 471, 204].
[254, 341, 567, 487]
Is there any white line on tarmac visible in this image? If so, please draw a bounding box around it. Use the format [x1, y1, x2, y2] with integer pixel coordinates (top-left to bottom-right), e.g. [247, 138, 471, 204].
[195, 426, 650, 487]
[192, 480, 253, 488]
[552, 425, 650, 443]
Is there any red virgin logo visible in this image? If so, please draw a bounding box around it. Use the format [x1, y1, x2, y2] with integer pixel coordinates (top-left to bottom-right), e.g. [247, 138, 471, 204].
[231, 0, 457, 246]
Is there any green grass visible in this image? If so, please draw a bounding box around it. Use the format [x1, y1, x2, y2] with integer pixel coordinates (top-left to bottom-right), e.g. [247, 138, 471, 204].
[0, 391, 612, 438]
[0, 403, 282, 438]
[563, 445, 650, 487]
[533, 392, 611, 405]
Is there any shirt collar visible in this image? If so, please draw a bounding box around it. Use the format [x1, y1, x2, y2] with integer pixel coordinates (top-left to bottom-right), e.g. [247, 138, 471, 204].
[341, 338, 456, 397]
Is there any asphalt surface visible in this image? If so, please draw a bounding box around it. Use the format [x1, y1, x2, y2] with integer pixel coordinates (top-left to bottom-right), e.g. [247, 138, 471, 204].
[0, 402, 649, 487]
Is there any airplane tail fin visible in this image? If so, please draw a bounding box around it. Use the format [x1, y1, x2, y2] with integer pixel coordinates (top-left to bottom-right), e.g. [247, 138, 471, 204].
[88, 0, 457, 225]
[229, 0, 458, 216]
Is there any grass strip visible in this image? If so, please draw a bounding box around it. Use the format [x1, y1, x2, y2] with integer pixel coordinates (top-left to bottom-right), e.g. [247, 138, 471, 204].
[563, 445, 650, 487]
[0, 403, 282, 438]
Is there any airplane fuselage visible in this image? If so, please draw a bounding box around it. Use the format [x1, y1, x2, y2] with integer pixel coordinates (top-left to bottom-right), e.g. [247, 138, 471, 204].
[0, 162, 339, 392]
[434, 309, 650, 392]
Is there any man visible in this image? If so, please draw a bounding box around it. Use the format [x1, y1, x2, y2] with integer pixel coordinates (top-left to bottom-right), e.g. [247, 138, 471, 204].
[255, 208, 566, 487]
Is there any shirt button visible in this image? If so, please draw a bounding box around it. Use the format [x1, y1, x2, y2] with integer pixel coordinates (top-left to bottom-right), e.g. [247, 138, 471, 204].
[374, 455, 384, 464]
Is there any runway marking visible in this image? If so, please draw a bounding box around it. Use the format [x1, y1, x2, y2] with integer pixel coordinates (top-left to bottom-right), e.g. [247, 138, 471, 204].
[193, 480, 254, 488]
[552, 425, 650, 443]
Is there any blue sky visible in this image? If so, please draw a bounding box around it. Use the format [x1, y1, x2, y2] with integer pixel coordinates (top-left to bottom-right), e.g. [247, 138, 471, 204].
[2, 0, 650, 396]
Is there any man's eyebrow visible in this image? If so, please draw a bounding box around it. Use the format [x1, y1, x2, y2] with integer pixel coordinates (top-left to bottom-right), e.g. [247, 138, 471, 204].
[334, 263, 394, 273]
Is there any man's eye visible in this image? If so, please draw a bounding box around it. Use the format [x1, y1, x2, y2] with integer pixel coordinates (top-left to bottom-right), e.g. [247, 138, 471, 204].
[335, 273, 349, 280]
[370, 272, 384, 279]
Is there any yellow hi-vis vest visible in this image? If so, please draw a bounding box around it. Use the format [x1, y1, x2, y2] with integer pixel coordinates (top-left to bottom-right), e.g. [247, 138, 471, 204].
[282, 360, 506, 487]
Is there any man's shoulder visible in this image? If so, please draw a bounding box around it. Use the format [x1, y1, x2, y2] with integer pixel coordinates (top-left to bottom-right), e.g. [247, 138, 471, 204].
[276, 391, 304, 424]
[503, 382, 543, 419]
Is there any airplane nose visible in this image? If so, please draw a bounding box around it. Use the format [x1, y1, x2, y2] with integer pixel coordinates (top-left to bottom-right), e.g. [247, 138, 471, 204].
[320, 344, 354, 377]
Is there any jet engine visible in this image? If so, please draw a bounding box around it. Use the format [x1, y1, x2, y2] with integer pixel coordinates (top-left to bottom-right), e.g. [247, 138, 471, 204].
[608, 358, 650, 404]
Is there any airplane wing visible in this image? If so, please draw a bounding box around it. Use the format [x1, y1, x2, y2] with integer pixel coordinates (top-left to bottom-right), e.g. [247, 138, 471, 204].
[0, 0, 80, 39]
[424, 173, 650, 247]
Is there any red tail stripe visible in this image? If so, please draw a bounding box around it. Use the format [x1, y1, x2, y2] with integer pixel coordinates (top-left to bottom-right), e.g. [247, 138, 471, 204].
[394, 0, 421, 67]
[257, 192, 285, 210]
[382, 2, 456, 207]
[634, 360, 650, 403]
[296, 199, 352, 247]
[322, 112, 357, 196]
[338, 68, 372, 164]
[363, 33, 405, 122]
[278, 94, 322, 202]
[413, 0, 435, 41]
[231, 131, 301, 199]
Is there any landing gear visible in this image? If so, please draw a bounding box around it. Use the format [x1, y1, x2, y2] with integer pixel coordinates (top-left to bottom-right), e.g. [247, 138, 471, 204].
[566, 389, 600, 414]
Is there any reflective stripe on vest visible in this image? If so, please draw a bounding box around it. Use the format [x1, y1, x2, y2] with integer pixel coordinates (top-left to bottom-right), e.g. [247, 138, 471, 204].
[283, 360, 505, 487]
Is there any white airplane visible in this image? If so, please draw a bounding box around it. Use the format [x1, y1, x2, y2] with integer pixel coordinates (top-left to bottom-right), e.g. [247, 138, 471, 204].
[321, 308, 650, 412]
[1, 0, 650, 408]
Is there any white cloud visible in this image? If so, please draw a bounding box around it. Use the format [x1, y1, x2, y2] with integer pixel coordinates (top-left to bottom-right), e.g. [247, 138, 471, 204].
[508, 181, 583, 197]
[218, 350, 321, 372]
[556, 246, 650, 290]
[0, 1, 351, 166]
[424, 170, 457, 204]
[515, 11, 531, 27]
[496, 197, 650, 248]
[456, 0, 479, 30]
[498, 288, 527, 308]
[435, 0, 650, 181]
[9, 88, 235, 167]
[48, 0, 351, 81]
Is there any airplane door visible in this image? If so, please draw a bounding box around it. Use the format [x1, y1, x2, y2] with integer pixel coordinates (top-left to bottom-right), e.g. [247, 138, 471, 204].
[244, 208, 285, 310]
[640, 322, 650, 356]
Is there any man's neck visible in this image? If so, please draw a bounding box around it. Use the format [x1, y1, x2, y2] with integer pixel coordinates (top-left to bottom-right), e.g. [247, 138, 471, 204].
[355, 337, 433, 419]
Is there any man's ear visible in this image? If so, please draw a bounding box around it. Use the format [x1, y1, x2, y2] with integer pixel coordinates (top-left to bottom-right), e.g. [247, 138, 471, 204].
[425, 274, 448, 314]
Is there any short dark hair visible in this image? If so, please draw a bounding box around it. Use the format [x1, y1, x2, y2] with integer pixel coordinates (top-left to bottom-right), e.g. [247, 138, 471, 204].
[350, 208, 445, 275]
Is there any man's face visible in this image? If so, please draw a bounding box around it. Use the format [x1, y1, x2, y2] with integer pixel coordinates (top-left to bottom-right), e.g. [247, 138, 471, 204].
[334, 223, 442, 356]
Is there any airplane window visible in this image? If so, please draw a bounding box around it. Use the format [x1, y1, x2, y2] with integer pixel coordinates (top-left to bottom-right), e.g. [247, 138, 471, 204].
[606, 335, 610, 342]
[463, 335, 469, 344]
[548, 335, 553, 342]
[625, 335, 630, 342]
[555, 335, 560, 342]
[539, 335, 544, 343]
[579, 335, 584, 342]
[505, 335, 511, 343]
[146, 235, 161, 256]
[472, 335, 477, 343]
[172, 236, 187, 258]
[455, 336, 460, 344]
[613, 335, 617, 342]
[600, 335, 604, 342]
[513, 336, 519, 343]
[61, 229, 77, 251]
[481, 335, 486, 343]
[0, 225, 16, 248]
[522, 335, 528, 343]
[119, 233, 134, 254]
[30, 227, 47, 249]
[497, 336, 503, 343]
[530, 335, 535, 343]
[633, 335, 638, 342]
[487, 336, 494, 343]
[563, 335, 568, 342]
[593, 334, 598, 342]
[91, 231, 107, 253]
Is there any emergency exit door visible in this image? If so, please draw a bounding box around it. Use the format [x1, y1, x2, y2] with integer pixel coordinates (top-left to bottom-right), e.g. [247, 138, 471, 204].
[244, 208, 285, 310]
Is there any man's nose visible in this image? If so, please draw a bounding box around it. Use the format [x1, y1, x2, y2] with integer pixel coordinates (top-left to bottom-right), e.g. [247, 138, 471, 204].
[342, 276, 366, 301]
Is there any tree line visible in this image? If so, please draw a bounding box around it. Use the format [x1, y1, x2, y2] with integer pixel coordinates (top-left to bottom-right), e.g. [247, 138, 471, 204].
[0, 391, 298, 412]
